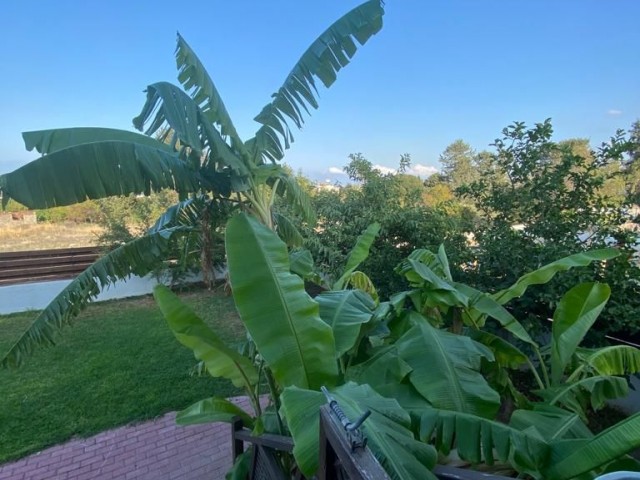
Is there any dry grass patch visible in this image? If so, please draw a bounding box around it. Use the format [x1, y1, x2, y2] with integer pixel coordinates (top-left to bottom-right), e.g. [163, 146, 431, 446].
[0, 223, 104, 252]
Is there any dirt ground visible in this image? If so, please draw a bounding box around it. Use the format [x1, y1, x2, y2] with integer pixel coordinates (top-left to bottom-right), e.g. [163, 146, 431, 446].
[0, 223, 104, 252]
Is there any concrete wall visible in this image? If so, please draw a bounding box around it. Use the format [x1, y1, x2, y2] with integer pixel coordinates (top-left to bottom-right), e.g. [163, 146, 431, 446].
[0, 269, 226, 315]
[0, 275, 166, 315]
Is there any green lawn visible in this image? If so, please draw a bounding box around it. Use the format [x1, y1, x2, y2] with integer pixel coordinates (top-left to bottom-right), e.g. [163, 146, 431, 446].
[0, 287, 244, 463]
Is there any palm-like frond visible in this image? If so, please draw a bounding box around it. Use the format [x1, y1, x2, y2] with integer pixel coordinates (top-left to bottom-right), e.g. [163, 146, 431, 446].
[1, 227, 189, 368]
[0, 141, 202, 209]
[250, 0, 385, 162]
[22, 127, 175, 155]
[175, 33, 246, 155]
[132, 82, 248, 175]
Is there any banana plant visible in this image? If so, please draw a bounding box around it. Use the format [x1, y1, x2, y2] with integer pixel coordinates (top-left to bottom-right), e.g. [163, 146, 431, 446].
[527, 282, 640, 420]
[0, 0, 386, 368]
[155, 213, 436, 479]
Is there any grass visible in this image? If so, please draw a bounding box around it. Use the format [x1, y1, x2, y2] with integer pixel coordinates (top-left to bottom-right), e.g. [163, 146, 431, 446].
[0, 287, 244, 464]
[0, 222, 103, 252]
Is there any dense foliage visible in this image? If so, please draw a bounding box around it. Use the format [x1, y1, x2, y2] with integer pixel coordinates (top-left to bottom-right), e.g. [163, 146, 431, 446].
[298, 154, 472, 298]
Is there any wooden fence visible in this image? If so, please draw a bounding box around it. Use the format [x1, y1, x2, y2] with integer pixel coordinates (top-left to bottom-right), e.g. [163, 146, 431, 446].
[0, 246, 100, 286]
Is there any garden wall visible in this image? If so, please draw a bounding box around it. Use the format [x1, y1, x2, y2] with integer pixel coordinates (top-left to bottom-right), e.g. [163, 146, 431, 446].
[0, 269, 224, 315]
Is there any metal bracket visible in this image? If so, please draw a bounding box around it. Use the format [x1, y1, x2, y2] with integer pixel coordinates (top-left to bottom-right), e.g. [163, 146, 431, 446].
[321, 386, 371, 452]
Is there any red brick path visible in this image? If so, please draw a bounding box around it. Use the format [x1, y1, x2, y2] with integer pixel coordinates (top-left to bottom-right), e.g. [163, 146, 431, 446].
[0, 397, 253, 480]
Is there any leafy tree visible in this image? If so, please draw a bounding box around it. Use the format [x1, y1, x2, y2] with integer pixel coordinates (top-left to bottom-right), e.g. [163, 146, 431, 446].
[0, 0, 386, 367]
[301, 154, 471, 298]
[439, 139, 479, 189]
[460, 119, 640, 337]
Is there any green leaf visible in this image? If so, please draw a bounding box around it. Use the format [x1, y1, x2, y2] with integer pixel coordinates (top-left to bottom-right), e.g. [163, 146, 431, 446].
[250, 0, 384, 163]
[0, 141, 202, 209]
[153, 285, 257, 389]
[176, 397, 254, 428]
[437, 244, 453, 281]
[226, 213, 337, 389]
[466, 329, 529, 370]
[492, 249, 619, 305]
[281, 383, 437, 479]
[22, 127, 174, 155]
[175, 33, 246, 154]
[551, 282, 611, 384]
[346, 271, 379, 304]
[271, 173, 316, 224]
[346, 346, 412, 391]
[419, 407, 550, 477]
[1, 227, 185, 368]
[509, 404, 593, 440]
[547, 412, 640, 479]
[579, 345, 640, 377]
[132, 82, 248, 176]
[455, 282, 537, 347]
[289, 248, 314, 278]
[316, 289, 375, 357]
[405, 260, 469, 307]
[534, 375, 629, 414]
[273, 212, 303, 248]
[396, 322, 501, 418]
[225, 449, 252, 480]
[333, 222, 381, 289]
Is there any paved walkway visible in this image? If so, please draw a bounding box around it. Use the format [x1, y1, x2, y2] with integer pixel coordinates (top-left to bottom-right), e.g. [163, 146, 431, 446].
[0, 397, 253, 480]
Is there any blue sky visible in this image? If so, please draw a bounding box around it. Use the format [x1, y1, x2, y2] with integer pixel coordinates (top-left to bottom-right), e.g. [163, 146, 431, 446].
[1, 0, 638, 182]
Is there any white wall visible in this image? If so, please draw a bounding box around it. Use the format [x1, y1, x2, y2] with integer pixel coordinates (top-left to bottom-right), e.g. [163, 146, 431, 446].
[0, 269, 226, 315]
[0, 275, 165, 315]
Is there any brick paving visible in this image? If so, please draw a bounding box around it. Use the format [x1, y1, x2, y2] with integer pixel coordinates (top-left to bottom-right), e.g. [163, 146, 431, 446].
[0, 397, 254, 480]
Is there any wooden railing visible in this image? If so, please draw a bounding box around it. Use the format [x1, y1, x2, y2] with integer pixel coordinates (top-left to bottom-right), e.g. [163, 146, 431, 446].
[0, 247, 100, 286]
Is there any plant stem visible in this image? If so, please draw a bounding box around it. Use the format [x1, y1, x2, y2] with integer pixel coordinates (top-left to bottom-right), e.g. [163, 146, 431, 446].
[525, 357, 546, 390]
[534, 348, 551, 388]
[265, 368, 285, 436]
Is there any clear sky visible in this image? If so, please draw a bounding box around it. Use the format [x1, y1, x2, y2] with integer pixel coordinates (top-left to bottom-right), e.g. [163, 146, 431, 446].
[1, 0, 638, 182]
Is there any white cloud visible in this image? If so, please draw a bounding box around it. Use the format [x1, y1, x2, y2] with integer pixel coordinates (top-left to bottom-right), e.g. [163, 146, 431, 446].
[371, 163, 438, 179]
[328, 166, 346, 175]
[409, 164, 439, 178]
[607, 109, 623, 116]
[372, 164, 396, 175]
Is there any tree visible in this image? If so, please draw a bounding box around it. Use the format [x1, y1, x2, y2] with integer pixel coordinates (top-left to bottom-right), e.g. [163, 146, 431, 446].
[439, 139, 478, 189]
[460, 119, 640, 337]
[301, 154, 471, 298]
[0, 0, 386, 367]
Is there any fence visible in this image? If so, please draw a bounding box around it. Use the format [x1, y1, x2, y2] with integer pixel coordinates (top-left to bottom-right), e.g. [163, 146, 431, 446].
[0, 247, 100, 286]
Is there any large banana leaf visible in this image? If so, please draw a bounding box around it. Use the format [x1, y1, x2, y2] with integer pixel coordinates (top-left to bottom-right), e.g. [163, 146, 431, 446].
[281, 383, 437, 479]
[404, 259, 469, 307]
[0, 141, 202, 209]
[509, 404, 593, 440]
[546, 412, 640, 479]
[250, 0, 384, 162]
[396, 322, 501, 418]
[225, 213, 337, 389]
[534, 375, 628, 415]
[22, 127, 174, 155]
[346, 346, 412, 392]
[455, 282, 537, 347]
[419, 408, 550, 477]
[551, 282, 611, 384]
[333, 222, 381, 290]
[132, 82, 248, 175]
[175, 33, 246, 154]
[176, 397, 254, 428]
[316, 289, 375, 357]
[466, 329, 529, 370]
[270, 172, 316, 223]
[573, 345, 640, 378]
[1, 227, 186, 368]
[153, 285, 257, 389]
[492, 249, 619, 305]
